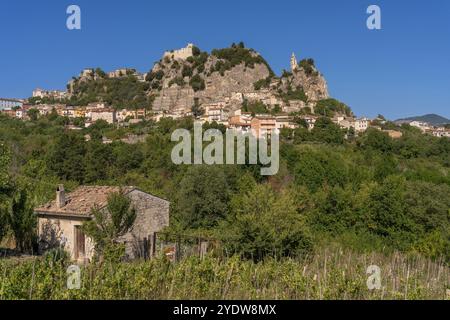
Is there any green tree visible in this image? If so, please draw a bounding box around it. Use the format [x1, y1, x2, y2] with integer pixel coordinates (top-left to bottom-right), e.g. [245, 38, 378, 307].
[82, 191, 137, 255]
[293, 148, 348, 192]
[27, 108, 39, 121]
[0, 143, 13, 243]
[311, 117, 345, 144]
[220, 184, 312, 261]
[47, 133, 86, 183]
[404, 181, 450, 258]
[173, 166, 230, 229]
[312, 186, 355, 234]
[7, 189, 36, 253]
[84, 142, 113, 183]
[191, 98, 204, 118]
[364, 176, 409, 241]
[359, 128, 393, 153]
[189, 74, 205, 92]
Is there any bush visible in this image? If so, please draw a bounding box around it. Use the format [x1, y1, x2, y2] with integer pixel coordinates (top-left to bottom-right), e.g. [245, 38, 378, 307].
[211, 44, 274, 76]
[220, 184, 313, 261]
[189, 74, 205, 92]
[315, 98, 352, 117]
[182, 65, 193, 78]
[279, 87, 308, 102]
[253, 77, 272, 90]
[299, 58, 318, 76]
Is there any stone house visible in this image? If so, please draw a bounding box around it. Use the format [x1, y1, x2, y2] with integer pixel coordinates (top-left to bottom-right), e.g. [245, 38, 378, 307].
[275, 115, 297, 132]
[354, 117, 370, 132]
[383, 130, 403, 139]
[90, 108, 116, 124]
[35, 185, 170, 263]
[251, 115, 277, 139]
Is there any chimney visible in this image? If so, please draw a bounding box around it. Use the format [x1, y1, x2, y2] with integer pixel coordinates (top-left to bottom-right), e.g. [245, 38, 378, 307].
[56, 185, 66, 209]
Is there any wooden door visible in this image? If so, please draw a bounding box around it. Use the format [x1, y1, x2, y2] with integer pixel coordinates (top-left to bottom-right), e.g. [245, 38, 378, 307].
[75, 226, 85, 259]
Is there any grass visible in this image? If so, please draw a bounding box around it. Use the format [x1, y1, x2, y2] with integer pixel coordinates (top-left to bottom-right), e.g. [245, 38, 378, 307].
[0, 246, 448, 300]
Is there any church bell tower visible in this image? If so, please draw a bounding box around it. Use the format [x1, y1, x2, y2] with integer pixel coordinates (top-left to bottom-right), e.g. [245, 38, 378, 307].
[291, 53, 298, 71]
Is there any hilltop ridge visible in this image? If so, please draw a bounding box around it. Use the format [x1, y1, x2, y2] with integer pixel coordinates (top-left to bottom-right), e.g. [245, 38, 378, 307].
[51, 42, 334, 116]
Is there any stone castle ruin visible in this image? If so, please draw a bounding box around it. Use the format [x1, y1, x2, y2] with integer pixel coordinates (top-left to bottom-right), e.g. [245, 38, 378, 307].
[163, 43, 195, 61]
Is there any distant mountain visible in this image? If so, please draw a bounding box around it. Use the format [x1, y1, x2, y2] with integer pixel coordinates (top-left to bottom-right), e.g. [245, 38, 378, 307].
[395, 114, 450, 126]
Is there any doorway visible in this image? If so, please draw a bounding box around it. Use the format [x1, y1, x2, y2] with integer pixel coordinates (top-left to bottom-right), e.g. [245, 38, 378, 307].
[74, 226, 85, 260]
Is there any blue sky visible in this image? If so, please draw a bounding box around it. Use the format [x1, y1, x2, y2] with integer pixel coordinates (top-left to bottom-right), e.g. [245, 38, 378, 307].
[1, 0, 449, 119]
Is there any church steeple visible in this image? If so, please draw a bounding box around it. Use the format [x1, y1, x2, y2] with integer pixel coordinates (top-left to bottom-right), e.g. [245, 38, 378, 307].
[291, 53, 298, 71]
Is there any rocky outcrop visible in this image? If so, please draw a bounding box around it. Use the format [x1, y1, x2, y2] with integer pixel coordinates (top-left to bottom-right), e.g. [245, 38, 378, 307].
[149, 48, 272, 112]
[148, 45, 330, 114]
[289, 68, 329, 101]
[67, 44, 331, 114]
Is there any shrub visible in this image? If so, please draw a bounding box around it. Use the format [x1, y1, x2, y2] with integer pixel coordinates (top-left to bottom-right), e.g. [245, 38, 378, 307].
[189, 74, 205, 92]
[220, 184, 313, 261]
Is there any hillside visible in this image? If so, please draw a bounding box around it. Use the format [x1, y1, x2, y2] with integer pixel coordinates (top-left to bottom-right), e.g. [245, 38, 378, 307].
[65, 43, 332, 115]
[395, 114, 450, 126]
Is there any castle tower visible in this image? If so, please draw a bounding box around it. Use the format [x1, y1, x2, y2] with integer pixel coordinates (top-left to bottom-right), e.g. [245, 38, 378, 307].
[291, 53, 298, 71]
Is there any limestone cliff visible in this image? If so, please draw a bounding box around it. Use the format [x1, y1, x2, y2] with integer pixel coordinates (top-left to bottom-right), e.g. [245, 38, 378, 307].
[148, 45, 273, 112]
[66, 43, 331, 114]
[147, 44, 329, 114]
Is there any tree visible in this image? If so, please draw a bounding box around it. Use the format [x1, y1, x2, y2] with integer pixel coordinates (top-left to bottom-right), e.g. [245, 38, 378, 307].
[192, 46, 201, 56]
[95, 68, 106, 78]
[27, 108, 39, 121]
[315, 99, 352, 117]
[47, 133, 86, 183]
[191, 98, 204, 118]
[82, 191, 137, 255]
[189, 74, 205, 92]
[7, 189, 36, 253]
[312, 186, 355, 234]
[311, 117, 345, 144]
[359, 128, 393, 153]
[84, 141, 113, 183]
[173, 166, 230, 229]
[220, 184, 312, 261]
[403, 181, 450, 258]
[0, 143, 13, 243]
[182, 65, 193, 78]
[364, 176, 408, 240]
[292, 148, 348, 192]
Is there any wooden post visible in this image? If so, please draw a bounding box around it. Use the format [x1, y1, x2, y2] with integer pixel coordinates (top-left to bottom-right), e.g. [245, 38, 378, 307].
[143, 237, 148, 261]
[200, 241, 209, 260]
[150, 232, 157, 258]
[176, 236, 181, 263]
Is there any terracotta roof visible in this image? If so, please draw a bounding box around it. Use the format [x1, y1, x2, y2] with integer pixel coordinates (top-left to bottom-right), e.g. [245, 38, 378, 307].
[35, 186, 135, 217]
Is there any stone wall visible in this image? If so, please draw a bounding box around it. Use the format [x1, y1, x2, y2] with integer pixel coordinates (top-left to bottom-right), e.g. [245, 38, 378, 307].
[38, 215, 95, 263]
[37, 189, 170, 262]
[119, 190, 170, 259]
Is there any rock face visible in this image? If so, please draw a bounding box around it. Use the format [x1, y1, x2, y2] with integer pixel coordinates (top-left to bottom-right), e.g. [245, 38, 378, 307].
[69, 44, 330, 114]
[288, 68, 329, 102]
[150, 48, 272, 112]
[147, 45, 330, 114]
[199, 63, 271, 102]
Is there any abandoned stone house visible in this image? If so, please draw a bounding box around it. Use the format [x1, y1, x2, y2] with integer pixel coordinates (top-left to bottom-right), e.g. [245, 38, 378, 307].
[34, 185, 170, 262]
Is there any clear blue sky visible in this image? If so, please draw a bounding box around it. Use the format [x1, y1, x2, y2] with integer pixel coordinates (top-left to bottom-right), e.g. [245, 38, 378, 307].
[1, 0, 449, 119]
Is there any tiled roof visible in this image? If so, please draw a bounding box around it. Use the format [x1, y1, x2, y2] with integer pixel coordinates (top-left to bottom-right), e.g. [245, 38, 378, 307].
[35, 186, 135, 217]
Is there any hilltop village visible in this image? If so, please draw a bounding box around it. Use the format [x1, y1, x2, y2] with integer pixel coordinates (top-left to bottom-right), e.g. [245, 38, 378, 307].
[1, 43, 448, 139]
[1, 43, 450, 301]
